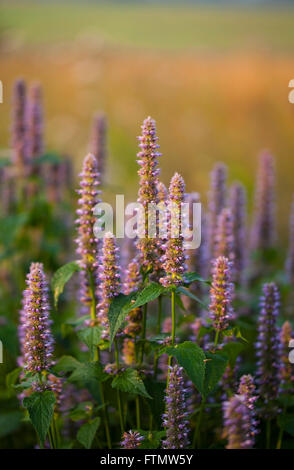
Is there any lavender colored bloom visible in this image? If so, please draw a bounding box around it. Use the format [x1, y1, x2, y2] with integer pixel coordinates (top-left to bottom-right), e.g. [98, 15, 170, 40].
[75, 153, 101, 312]
[213, 208, 235, 264]
[229, 182, 247, 284]
[160, 173, 187, 288]
[157, 181, 168, 203]
[22, 262, 54, 372]
[286, 196, 294, 285]
[222, 394, 255, 449]
[208, 163, 227, 253]
[11, 78, 28, 171]
[88, 112, 107, 181]
[251, 151, 276, 251]
[162, 365, 190, 449]
[121, 430, 144, 449]
[256, 283, 281, 417]
[136, 116, 161, 273]
[209, 256, 234, 331]
[238, 375, 258, 413]
[123, 260, 142, 337]
[279, 321, 294, 394]
[27, 83, 43, 162]
[97, 233, 120, 336]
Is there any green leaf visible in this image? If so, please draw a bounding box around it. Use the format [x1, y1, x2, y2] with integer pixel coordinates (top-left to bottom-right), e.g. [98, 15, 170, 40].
[183, 272, 209, 284]
[69, 361, 107, 386]
[6, 367, 22, 392]
[77, 326, 103, 358]
[203, 352, 228, 397]
[176, 286, 208, 309]
[144, 379, 166, 427]
[51, 261, 81, 307]
[278, 414, 294, 437]
[77, 417, 101, 449]
[139, 430, 165, 449]
[219, 342, 244, 368]
[165, 341, 206, 395]
[112, 368, 151, 398]
[108, 292, 136, 345]
[68, 402, 93, 422]
[23, 391, 56, 446]
[52, 355, 81, 375]
[131, 282, 165, 309]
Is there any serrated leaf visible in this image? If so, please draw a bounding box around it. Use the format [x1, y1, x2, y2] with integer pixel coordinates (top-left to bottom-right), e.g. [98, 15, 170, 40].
[52, 355, 81, 375]
[203, 352, 228, 397]
[77, 326, 103, 358]
[183, 272, 209, 285]
[131, 282, 165, 309]
[23, 391, 56, 446]
[111, 368, 151, 398]
[176, 286, 208, 309]
[69, 361, 107, 385]
[219, 342, 244, 368]
[68, 402, 93, 422]
[51, 261, 81, 307]
[108, 292, 136, 344]
[77, 417, 101, 449]
[165, 341, 206, 395]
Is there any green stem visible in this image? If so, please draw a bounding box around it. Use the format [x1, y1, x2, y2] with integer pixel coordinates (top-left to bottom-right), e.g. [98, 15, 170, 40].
[99, 382, 112, 449]
[139, 303, 148, 365]
[276, 426, 283, 450]
[192, 398, 206, 449]
[115, 339, 124, 434]
[166, 291, 176, 393]
[214, 329, 220, 347]
[157, 295, 162, 334]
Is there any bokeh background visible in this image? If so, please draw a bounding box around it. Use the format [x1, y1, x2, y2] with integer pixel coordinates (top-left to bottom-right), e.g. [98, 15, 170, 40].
[1, 0, 294, 239]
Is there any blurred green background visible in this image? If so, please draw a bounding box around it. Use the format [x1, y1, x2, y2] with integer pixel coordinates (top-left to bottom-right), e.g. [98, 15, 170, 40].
[1, 0, 294, 238]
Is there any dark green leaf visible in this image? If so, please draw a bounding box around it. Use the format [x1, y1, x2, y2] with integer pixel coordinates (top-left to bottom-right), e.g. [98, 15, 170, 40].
[108, 292, 136, 344]
[219, 342, 244, 368]
[112, 368, 151, 398]
[165, 341, 206, 395]
[52, 355, 81, 375]
[0, 411, 23, 438]
[51, 261, 81, 307]
[203, 352, 228, 397]
[6, 367, 22, 391]
[69, 361, 107, 386]
[139, 430, 165, 449]
[144, 379, 166, 427]
[176, 286, 208, 309]
[23, 391, 56, 446]
[183, 272, 209, 285]
[77, 326, 103, 358]
[77, 417, 101, 449]
[278, 414, 294, 437]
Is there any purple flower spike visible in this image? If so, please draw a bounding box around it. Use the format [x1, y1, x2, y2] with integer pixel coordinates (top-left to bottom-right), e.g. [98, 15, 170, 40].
[157, 181, 168, 203]
[27, 83, 44, 161]
[286, 196, 294, 285]
[162, 365, 190, 449]
[208, 163, 227, 253]
[97, 232, 120, 336]
[209, 256, 234, 331]
[229, 182, 247, 284]
[251, 151, 276, 251]
[136, 116, 161, 274]
[75, 153, 101, 312]
[121, 430, 144, 449]
[11, 78, 28, 171]
[213, 208, 235, 265]
[88, 112, 107, 181]
[160, 172, 187, 288]
[256, 282, 281, 417]
[22, 262, 54, 373]
[222, 394, 255, 449]
[280, 321, 294, 394]
[123, 260, 142, 337]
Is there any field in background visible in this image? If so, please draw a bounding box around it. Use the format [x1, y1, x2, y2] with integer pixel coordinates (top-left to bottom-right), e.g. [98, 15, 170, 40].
[1, 1, 294, 238]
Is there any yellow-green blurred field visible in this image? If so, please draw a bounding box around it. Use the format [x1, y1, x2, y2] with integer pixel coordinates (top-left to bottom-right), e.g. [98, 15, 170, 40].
[1, 1, 294, 237]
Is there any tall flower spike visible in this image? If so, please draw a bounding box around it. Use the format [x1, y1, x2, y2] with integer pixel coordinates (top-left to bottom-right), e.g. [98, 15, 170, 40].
[97, 233, 120, 336]
[256, 282, 281, 417]
[279, 321, 294, 394]
[136, 116, 161, 274]
[222, 394, 255, 449]
[213, 208, 235, 264]
[162, 365, 190, 449]
[209, 256, 234, 331]
[88, 112, 107, 181]
[11, 79, 28, 171]
[251, 151, 276, 251]
[238, 374, 259, 440]
[208, 163, 227, 253]
[286, 196, 294, 285]
[160, 173, 187, 288]
[27, 83, 43, 162]
[121, 431, 144, 449]
[75, 153, 101, 313]
[22, 262, 54, 372]
[229, 182, 247, 284]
